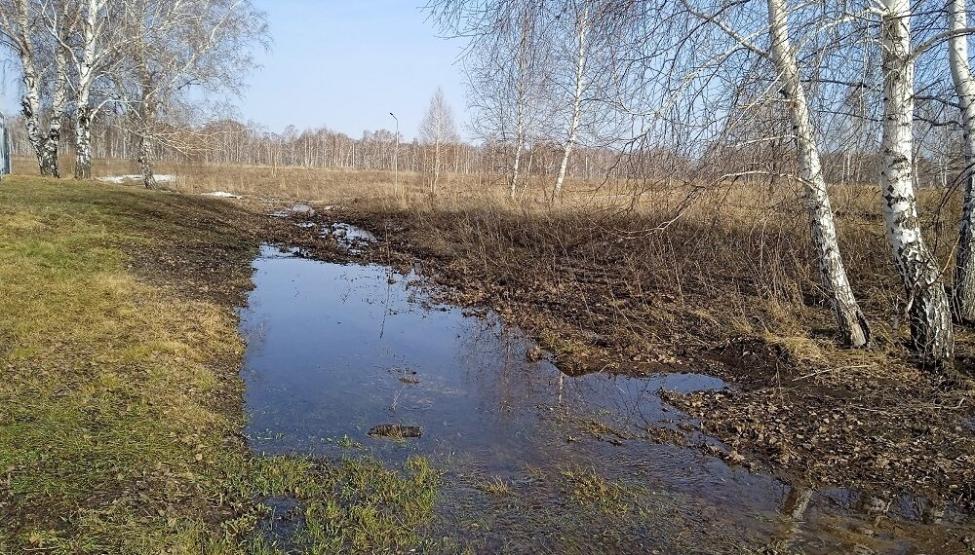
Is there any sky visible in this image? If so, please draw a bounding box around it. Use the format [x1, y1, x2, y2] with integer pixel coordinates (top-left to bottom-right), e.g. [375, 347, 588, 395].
[0, 0, 471, 141]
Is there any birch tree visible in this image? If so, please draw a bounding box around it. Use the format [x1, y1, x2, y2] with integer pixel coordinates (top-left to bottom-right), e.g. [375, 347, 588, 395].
[0, 0, 46, 174]
[662, 0, 872, 347]
[117, 0, 266, 188]
[37, 0, 72, 177]
[63, 0, 122, 179]
[463, 1, 549, 199]
[504, 5, 543, 198]
[552, 0, 592, 198]
[877, 0, 953, 365]
[419, 87, 459, 193]
[949, 0, 975, 324]
[764, 0, 870, 346]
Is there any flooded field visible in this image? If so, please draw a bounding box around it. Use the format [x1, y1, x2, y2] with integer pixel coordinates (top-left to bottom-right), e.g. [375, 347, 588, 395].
[240, 242, 971, 553]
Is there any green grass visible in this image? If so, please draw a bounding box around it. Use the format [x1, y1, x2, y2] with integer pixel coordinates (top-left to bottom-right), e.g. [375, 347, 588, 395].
[0, 177, 440, 554]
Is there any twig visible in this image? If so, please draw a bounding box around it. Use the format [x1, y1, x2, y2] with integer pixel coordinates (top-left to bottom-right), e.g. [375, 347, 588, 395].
[792, 364, 875, 382]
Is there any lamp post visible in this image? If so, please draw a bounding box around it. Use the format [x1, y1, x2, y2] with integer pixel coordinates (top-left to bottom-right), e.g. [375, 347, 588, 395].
[389, 112, 399, 192]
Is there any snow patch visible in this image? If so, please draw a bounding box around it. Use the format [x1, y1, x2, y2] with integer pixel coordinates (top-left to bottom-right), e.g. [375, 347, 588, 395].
[97, 174, 176, 184]
[202, 191, 242, 199]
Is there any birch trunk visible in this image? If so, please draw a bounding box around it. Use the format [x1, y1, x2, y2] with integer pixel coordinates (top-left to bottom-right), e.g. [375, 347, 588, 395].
[74, 105, 93, 179]
[949, 0, 975, 324]
[10, 1, 44, 173]
[880, 0, 953, 366]
[19, 63, 45, 174]
[766, 0, 870, 346]
[73, 0, 101, 180]
[40, 41, 69, 178]
[553, 3, 589, 198]
[138, 135, 156, 189]
[431, 140, 441, 194]
[509, 139, 523, 199]
[509, 88, 526, 199]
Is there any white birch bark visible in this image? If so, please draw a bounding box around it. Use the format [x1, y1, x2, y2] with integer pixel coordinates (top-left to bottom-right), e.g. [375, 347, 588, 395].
[949, 0, 975, 324]
[766, 0, 870, 346]
[72, 0, 107, 180]
[508, 12, 533, 200]
[509, 137, 523, 199]
[19, 56, 44, 174]
[40, 36, 69, 178]
[880, 0, 953, 365]
[2, 0, 45, 173]
[138, 134, 156, 189]
[553, 2, 589, 198]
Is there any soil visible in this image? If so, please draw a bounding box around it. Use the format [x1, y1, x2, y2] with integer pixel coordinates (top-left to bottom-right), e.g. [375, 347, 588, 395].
[267, 204, 975, 522]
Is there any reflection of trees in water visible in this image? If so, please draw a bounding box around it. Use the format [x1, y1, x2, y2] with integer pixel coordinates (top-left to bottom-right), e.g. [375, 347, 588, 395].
[773, 485, 955, 551]
[775, 484, 812, 549]
[453, 314, 534, 414]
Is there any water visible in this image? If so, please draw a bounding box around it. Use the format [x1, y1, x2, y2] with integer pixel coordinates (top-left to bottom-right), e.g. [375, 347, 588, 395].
[240, 244, 971, 552]
[243, 245, 723, 467]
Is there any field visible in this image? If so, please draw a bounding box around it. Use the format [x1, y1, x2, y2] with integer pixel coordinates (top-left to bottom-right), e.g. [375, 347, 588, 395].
[2, 158, 974, 552]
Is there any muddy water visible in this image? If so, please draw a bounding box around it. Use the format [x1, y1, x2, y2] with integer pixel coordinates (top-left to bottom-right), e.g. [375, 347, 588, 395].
[241, 244, 967, 553]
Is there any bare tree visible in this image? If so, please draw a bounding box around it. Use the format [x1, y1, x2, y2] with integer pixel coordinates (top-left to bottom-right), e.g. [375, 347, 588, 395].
[0, 0, 46, 174]
[116, 0, 266, 188]
[60, 0, 123, 179]
[765, 0, 870, 346]
[552, 0, 592, 198]
[949, 0, 975, 324]
[420, 87, 459, 193]
[461, 0, 549, 199]
[877, 0, 953, 365]
[655, 0, 872, 347]
[37, 0, 73, 177]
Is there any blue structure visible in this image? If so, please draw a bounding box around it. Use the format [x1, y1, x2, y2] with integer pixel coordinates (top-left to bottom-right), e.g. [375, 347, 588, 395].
[0, 112, 10, 176]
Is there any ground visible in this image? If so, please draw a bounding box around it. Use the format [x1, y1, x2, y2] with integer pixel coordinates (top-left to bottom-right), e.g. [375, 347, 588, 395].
[3, 169, 975, 553]
[283, 200, 975, 517]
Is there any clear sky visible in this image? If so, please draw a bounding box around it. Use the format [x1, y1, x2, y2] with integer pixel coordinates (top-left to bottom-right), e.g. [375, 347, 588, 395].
[0, 0, 470, 141]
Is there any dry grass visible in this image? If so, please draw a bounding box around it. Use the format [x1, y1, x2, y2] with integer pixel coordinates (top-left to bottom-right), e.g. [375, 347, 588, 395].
[12, 154, 969, 368]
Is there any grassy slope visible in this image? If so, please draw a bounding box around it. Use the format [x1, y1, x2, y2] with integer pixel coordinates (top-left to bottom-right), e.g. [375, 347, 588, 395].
[0, 177, 438, 554]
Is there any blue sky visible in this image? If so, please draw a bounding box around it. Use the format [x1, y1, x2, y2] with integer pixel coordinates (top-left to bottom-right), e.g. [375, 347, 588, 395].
[1, 0, 470, 140]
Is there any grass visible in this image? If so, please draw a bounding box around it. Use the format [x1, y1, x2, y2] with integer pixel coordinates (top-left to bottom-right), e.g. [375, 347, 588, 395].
[0, 176, 440, 554]
[560, 468, 632, 519]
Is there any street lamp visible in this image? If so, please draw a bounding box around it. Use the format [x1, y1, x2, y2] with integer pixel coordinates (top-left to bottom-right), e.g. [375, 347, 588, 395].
[388, 112, 399, 192]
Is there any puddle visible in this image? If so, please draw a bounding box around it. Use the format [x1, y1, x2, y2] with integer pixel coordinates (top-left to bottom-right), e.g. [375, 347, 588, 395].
[240, 245, 973, 552]
[243, 245, 720, 465]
